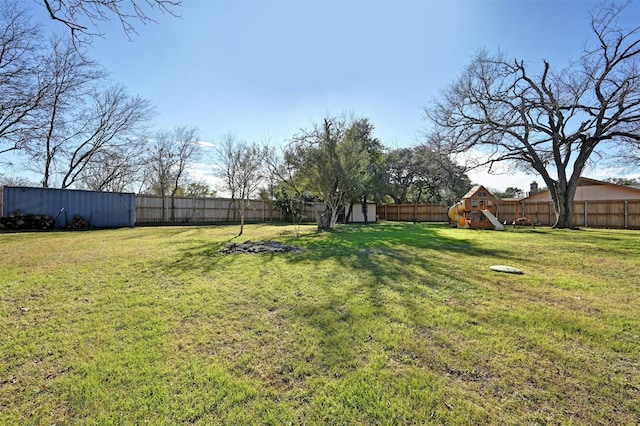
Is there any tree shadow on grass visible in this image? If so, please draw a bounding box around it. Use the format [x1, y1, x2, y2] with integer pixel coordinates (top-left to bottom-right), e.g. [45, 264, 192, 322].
[144, 221, 518, 331]
[288, 222, 516, 277]
[267, 223, 522, 390]
[290, 225, 513, 347]
[146, 222, 520, 278]
[135, 222, 537, 417]
[121, 223, 639, 422]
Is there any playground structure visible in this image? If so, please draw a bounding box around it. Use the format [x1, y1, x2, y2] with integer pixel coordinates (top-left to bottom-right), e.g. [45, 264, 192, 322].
[448, 185, 504, 230]
[448, 201, 469, 228]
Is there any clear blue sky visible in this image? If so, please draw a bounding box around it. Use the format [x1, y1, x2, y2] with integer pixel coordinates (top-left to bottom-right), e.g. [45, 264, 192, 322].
[28, 0, 640, 191]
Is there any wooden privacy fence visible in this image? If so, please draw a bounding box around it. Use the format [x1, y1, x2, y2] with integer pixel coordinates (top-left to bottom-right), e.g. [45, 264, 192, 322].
[377, 200, 640, 229]
[135, 195, 319, 224]
[497, 200, 640, 229]
[377, 204, 449, 222]
[3, 186, 640, 229]
[573, 200, 640, 229]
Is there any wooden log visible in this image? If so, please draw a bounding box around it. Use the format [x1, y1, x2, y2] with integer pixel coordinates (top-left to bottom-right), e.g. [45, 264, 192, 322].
[0, 210, 55, 230]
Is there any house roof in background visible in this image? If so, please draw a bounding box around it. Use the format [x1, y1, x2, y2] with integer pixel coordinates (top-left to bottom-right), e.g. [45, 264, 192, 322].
[525, 177, 640, 202]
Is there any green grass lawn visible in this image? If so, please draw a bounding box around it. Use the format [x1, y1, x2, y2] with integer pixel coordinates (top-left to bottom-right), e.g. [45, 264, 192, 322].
[1, 222, 639, 424]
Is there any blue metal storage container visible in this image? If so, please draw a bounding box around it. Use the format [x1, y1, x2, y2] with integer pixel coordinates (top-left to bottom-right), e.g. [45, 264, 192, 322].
[2, 187, 135, 228]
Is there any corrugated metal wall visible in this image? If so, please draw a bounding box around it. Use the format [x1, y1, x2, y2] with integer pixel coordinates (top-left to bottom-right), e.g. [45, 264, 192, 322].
[2, 186, 135, 228]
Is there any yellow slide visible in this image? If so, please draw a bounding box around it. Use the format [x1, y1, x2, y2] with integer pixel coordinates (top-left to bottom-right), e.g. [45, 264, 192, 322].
[448, 202, 468, 228]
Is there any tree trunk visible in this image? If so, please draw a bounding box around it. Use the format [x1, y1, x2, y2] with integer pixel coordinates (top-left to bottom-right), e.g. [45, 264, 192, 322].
[161, 194, 166, 222]
[362, 196, 369, 224]
[317, 209, 331, 232]
[344, 203, 353, 224]
[551, 180, 578, 229]
[317, 204, 339, 231]
[554, 196, 570, 229]
[328, 206, 339, 229]
[226, 196, 236, 222]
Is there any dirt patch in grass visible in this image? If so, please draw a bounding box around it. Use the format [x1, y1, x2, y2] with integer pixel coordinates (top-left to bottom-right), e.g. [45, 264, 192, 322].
[220, 240, 304, 254]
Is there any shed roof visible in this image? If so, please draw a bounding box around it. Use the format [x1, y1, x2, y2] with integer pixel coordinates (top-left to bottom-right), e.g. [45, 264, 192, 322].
[462, 185, 496, 200]
[462, 185, 481, 199]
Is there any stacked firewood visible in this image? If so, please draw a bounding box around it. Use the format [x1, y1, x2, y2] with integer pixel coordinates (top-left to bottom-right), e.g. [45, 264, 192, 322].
[69, 214, 89, 229]
[0, 210, 55, 230]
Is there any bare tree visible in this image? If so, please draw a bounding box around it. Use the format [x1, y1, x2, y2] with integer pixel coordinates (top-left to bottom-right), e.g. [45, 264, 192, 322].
[0, 172, 34, 187]
[26, 35, 106, 187]
[75, 139, 149, 192]
[26, 82, 153, 189]
[167, 126, 200, 221]
[214, 134, 265, 236]
[1, 0, 160, 185]
[0, 0, 47, 159]
[263, 142, 310, 236]
[613, 120, 640, 168]
[425, 1, 640, 228]
[41, 0, 181, 45]
[0, 4, 154, 188]
[144, 132, 174, 219]
[61, 87, 152, 189]
[145, 126, 201, 221]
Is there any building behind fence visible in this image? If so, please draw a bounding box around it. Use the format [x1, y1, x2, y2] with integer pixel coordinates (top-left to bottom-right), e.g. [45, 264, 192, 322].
[497, 199, 640, 229]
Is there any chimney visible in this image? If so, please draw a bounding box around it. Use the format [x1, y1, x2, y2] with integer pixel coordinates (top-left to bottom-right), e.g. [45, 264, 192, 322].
[530, 181, 538, 195]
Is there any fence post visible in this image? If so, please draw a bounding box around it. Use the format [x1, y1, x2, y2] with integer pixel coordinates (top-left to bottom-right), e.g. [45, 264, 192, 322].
[624, 200, 628, 229]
